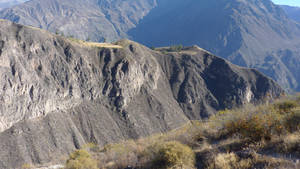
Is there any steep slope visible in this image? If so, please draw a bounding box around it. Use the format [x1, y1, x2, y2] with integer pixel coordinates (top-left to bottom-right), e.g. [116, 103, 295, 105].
[281, 5, 300, 23]
[0, 20, 283, 168]
[129, 0, 300, 91]
[2, 0, 300, 92]
[0, 0, 157, 42]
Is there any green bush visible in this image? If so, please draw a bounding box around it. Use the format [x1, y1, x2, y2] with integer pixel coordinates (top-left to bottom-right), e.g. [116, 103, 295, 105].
[151, 141, 195, 169]
[169, 45, 183, 52]
[65, 149, 98, 169]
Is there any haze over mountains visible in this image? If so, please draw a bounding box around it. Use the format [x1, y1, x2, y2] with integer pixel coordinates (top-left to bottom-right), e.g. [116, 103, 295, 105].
[130, 0, 300, 91]
[1, 0, 300, 92]
[0, 0, 27, 9]
[0, 0, 157, 42]
[281, 5, 300, 23]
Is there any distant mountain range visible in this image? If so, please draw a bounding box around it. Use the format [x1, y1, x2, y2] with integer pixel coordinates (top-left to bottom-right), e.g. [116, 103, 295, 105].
[281, 5, 300, 23]
[0, 0, 157, 42]
[1, 0, 300, 91]
[130, 0, 300, 91]
[0, 0, 27, 9]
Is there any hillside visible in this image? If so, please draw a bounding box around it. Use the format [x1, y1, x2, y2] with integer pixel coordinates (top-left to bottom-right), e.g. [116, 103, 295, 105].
[129, 0, 300, 91]
[2, 0, 300, 92]
[0, 20, 283, 169]
[65, 95, 300, 169]
[281, 5, 300, 23]
[0, 0, 157, 42]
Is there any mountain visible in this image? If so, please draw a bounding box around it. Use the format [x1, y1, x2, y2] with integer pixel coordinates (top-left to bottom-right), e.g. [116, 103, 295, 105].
[129, 0, 300, 91]
[281, 5, 300, 23]
[0, 0, 27, 9]
[0, 20, 283, 168]
[1, 0, 300, 92]
[0, 0, 157, 42]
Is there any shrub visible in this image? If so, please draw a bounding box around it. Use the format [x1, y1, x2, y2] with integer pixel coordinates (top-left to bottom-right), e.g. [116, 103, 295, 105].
[214, 106, 285, 141]
[208, 153, 239, 169]
[65, 149, 98, 169]
[169, 45, 183, 52]
[21, 164, 33, 169]
[208, 152, 253, 169]
[151, 141, 195, 169]
[283, 111, 300, 132]
[274, 101, 297, 113]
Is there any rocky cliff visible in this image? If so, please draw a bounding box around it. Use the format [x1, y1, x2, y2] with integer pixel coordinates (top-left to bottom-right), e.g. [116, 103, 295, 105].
[0, 20, 283, 168]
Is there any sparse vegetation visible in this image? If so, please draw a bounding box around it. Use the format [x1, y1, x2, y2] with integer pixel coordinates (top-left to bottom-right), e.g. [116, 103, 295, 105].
[169, 45, 183, 52]
[151, 141, 195, 169]
[64, 95, 300, 169]
[21, 163, 33, 169]
[65, 149, 98, 169]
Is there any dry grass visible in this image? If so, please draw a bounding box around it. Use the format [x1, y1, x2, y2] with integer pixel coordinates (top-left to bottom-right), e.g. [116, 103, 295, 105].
[64, 95, 300, 169]
[66, 37, 123, 49]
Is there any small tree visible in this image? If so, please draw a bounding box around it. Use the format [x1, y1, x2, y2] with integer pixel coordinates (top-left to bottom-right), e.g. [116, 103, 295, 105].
[151, 141, 195, 168]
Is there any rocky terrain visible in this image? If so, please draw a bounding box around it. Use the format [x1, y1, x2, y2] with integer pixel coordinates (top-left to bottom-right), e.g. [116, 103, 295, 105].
[1, 0, 299, 92]
[281, 5, 300, 23]
[0, 20, 283, 168]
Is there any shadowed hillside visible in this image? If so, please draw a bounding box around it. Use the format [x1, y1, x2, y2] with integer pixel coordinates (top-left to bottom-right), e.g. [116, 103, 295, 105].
[281, 5, 300, 23]
[129, 0, 300, 91]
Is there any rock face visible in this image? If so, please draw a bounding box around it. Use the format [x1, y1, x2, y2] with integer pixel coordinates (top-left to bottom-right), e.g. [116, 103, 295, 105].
[0, 20, 283, 169]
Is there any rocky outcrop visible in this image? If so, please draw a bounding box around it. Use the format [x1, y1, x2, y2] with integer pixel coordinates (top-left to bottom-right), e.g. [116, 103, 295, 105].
[0, 20, 284, 168]
[155, 46, 284, 119]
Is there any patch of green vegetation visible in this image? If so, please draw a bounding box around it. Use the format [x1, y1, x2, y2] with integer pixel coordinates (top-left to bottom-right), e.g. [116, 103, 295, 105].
[65, 149, 98, 169]
[169, 45, 183, 52]
[21, 163, 33, 169]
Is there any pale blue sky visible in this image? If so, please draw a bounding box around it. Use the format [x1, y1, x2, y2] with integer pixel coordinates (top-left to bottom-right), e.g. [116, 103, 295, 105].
[272, 0, 300, 7]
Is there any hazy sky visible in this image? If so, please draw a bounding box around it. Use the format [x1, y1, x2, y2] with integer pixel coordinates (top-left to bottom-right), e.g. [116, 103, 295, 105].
[272, 0, 300, 6]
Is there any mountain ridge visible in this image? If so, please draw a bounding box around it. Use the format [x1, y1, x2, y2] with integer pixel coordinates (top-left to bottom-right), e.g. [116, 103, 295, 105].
[0, 19, 283, 168]
[1, 0, 300, 92]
